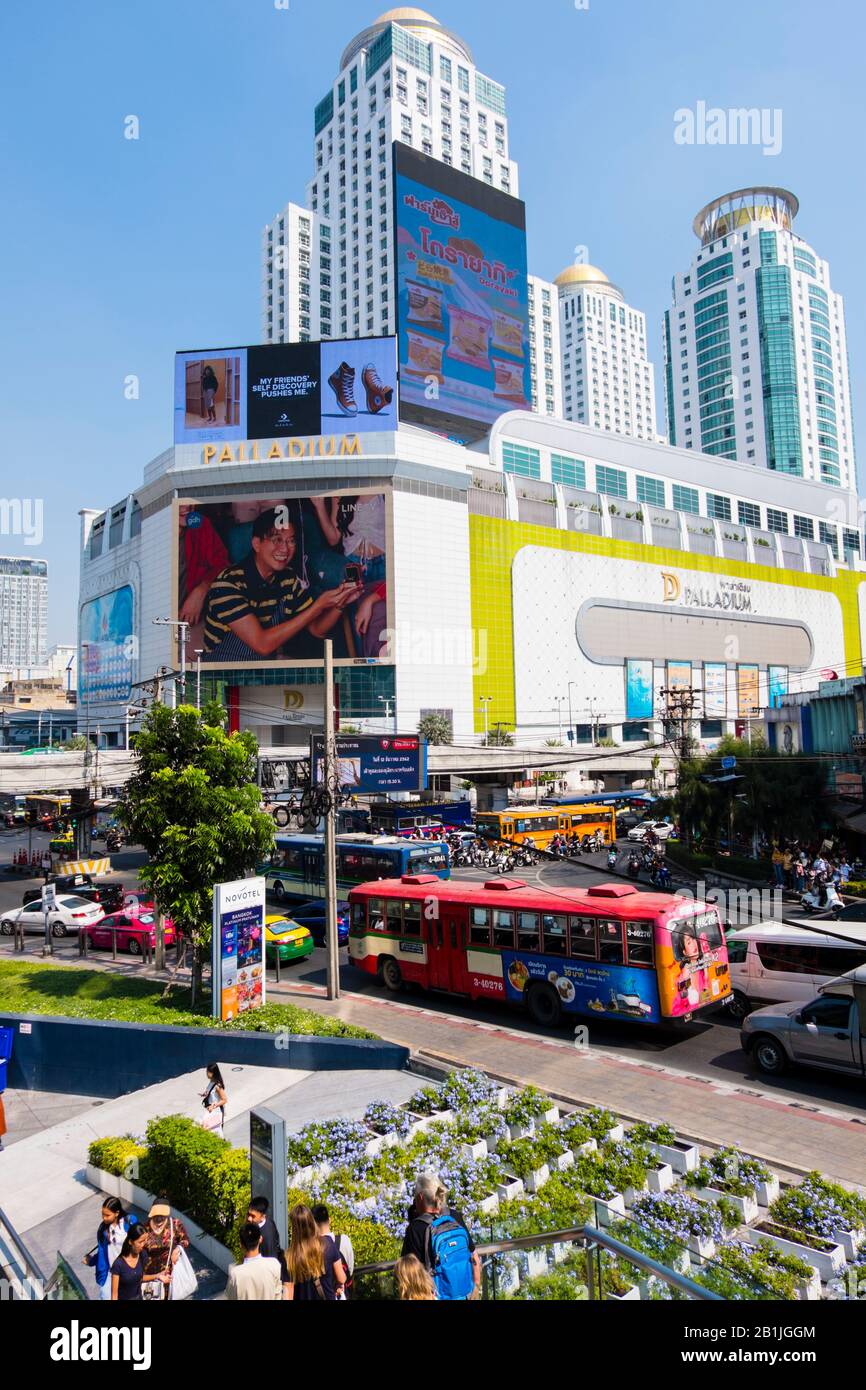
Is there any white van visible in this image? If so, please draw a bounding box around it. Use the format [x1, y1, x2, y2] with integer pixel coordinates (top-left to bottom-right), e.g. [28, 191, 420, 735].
[726, 922, 866, 1019]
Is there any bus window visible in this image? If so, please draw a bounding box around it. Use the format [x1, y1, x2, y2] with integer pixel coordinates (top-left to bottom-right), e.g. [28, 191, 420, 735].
[402, 899, 422, 938]
[493, 910, 515, 950]
[517, 912, 540, 953]
[569, 917, 597, 959]
[350, 902, 366, 930]
[598, 921, 624, 965]
[502, 822, 514, 840]
[470, 908, 491, 947]
[408, 847, 448, 875]
[542, 914, 568, 957]
[626, 920, 654, 966]
[339, 851, 365, 882]
[382, 898, 401, 931]
[369, 898, 385, 933]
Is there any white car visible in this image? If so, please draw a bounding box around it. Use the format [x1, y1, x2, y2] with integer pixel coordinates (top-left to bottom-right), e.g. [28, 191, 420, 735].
[0, 894, 105, 939]
[627, 820, 674, 843]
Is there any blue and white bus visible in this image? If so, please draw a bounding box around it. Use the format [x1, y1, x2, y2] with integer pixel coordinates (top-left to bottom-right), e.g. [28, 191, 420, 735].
[260, 833, 451, 905]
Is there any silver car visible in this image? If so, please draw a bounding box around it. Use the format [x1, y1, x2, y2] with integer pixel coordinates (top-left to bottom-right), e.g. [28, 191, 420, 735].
[741, 964, 866, 1078]
[0, 894, 105, 939]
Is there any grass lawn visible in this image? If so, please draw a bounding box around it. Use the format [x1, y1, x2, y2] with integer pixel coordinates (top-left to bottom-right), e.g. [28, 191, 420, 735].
[0, 959, 376, 1039]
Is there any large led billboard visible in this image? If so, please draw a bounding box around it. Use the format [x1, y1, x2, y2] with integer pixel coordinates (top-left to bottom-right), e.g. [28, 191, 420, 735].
[174, 338, 398, 446]
[177, 493, 391, 669]
[80, 586, 135, 702]
[393, 144, 531, 440]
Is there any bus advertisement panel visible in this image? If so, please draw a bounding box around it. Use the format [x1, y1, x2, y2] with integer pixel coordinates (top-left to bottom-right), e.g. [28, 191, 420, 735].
[658, 909, 729, 1018]
[502, 937, 661, 1022]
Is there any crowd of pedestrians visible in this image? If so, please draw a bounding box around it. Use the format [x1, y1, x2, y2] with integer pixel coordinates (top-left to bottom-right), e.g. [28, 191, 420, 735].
[769, 838, 857, 896]
[86, 1172, 482, 1302]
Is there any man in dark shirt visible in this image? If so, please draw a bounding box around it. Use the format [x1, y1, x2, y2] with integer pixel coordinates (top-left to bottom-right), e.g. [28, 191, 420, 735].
[201, 508, 360, 662]
[247, 1197, 289, 1298]
[401, 1174, 481, 1299]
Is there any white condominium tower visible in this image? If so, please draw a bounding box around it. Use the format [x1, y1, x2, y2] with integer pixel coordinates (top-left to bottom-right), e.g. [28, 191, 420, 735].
[261, 8, 519, 346]
[0, 558, 48, 676]
[554, 264, 658, 441]
[527, 275, 562, 418]
[664, 187, 856, 489]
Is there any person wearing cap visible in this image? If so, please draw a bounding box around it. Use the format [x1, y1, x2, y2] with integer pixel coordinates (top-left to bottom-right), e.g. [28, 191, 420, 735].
[142, 1202, 190, 1299]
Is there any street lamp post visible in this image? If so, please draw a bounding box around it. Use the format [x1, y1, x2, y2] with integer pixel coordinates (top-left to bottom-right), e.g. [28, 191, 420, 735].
[195, 650, 204, 710]
[479, 695, 492, 745]
[378, 695, 396, 733]
[568, 681, 579, 743]
[553, 697, 564, 743]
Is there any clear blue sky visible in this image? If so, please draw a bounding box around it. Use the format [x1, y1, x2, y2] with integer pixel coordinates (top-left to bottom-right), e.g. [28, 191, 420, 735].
[2, 0, 863, 647]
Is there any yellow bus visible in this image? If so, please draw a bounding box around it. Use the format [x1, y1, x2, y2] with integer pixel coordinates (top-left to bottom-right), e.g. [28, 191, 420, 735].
[476, 804, 617, 850]
[24, 795, 71, 824]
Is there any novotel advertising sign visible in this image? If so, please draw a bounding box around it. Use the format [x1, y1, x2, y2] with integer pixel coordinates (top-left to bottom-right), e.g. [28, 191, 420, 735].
[211, 877, 266, 1023]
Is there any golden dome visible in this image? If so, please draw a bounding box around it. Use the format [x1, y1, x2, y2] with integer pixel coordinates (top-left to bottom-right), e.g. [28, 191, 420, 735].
[375, 7, 439, 24]
[555, 263, 610, 288]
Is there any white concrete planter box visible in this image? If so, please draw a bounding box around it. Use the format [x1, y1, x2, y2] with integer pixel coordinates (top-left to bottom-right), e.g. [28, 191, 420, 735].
[86, 1164, 234, 1276]
[698, 1186, 759, 1224]
[647, 1163, 676, 1194]
[651, 1140, 700, 1174]
[523, 1247, 550, 1279]
[756, 1175, 780, 1207]
[288, 1164, 316, 1189]
[364, 1134, 385, 1158]
[832, 1227, 865, 1261]
[478, 1193, 500, 1217]
[592, 1194, 627, 1228]
[687, 1233, 717, 1260]
[541, 1106, 560, 1126]
[494, 1087, 510, 1110]
[798, 1271, 822, 1301]
[495, 1256, 521, 1295]
[624, 1182, 649, 1209]
[604, 1124, 625, 1143]
[524, 1164, 550, 1194]
[575, 1138, 598, 1157]
[555, 1149, 575, 1172]
[497, 1176, 525, 1202]
[483, 1132, 502, 1154]
[752, 1225, 846, 1282]
[462, 1139, 489, 1162]
[607, 1285, 640, 1301]
[507, 1120, 536, 1142]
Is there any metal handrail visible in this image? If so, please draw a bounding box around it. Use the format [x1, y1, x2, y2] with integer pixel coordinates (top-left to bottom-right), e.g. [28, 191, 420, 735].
[355, 1220, 723, 1299]
[0, 1204, 49, 1299]
[44, 1251, 89, 1301]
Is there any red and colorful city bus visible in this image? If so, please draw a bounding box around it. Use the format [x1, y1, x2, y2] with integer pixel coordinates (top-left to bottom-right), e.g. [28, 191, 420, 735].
[348, 877, 730, 1027]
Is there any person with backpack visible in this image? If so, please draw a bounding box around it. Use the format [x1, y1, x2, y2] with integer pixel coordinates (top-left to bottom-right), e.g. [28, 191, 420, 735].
[284, 1204, 346, 1302]
[313, 1204, 354, 1300]
[401, 1174, 481, 1302]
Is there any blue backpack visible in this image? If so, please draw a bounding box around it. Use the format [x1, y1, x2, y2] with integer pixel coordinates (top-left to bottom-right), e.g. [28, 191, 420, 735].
[425, 1213, 475, 1301]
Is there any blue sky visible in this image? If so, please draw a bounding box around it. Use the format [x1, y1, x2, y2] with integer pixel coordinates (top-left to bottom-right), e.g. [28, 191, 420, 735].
[2, 0, 863, 646]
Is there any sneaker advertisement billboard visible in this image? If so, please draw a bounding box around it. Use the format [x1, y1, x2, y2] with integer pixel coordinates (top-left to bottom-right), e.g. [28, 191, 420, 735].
[393, 144, 531, 441]
[173, 338, 398, 446]
[177, 492, 391, 669]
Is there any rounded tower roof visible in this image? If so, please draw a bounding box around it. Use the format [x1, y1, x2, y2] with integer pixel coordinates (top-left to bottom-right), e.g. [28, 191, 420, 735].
[342, 8, 472, 70]
[693, 187, 799, 245]
[555, 263, 623, 300]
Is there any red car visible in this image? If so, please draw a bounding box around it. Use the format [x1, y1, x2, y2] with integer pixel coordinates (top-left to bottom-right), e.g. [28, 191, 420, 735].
[87, 908, 176, 956]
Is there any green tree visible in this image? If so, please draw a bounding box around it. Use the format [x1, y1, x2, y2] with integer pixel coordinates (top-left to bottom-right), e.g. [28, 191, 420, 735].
[670, 736, 827, 849]
[118, 702, 275, 1001]
[486, 723, 515, 747]
[418, 713, 453, 745]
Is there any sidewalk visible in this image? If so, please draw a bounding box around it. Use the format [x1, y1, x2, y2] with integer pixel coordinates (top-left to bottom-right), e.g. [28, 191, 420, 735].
[263, 982, 866, 1188]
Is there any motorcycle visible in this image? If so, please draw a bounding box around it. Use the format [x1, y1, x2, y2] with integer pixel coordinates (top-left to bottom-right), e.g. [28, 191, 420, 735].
[106, 830, 124, 853]
[653, 864, 673, 891]
[626, 853, 642, 880]
[801, 880, 843, 919]
[607, 848, 618, 871]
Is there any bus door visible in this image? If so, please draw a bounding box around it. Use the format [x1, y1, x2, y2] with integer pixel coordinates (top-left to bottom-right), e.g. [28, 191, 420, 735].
[427, 905, 465, 991]
[302, 847, 321, 896]
[558, 815, 572, 836]
[502, 819, 514, 843]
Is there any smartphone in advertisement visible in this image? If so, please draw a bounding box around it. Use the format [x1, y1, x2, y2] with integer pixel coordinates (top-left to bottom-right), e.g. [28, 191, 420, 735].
[345, 564, 362, 585]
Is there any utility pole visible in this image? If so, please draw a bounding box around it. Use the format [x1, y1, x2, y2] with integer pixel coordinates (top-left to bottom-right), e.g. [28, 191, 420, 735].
[324, 640, 340, 1001]
[195, 650, 204, 710]
[480, 695, 492, 745]
[661, 685, 699, 846]
[153, 619, 190, 702]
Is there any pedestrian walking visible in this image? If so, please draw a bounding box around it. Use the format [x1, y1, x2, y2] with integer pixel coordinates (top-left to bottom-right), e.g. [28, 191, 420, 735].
[83, 1197, 138, 1301]
[395, 1254, 437, 1301]
[200, 1062, 227, 1133]
[226, 1222, 283, 1300]
[246, 1196, 289, 1295]
[313, 1203, 354, 1300]
[111, 1224, 170, 1302]
[402, 1174, 481, 1301]
[142, 1202, 194, 1300]
[284, 1204, 346, 1301]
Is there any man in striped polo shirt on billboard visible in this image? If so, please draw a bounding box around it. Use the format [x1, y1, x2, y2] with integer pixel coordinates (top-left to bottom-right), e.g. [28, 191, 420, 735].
[201, 508, 361, 662]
